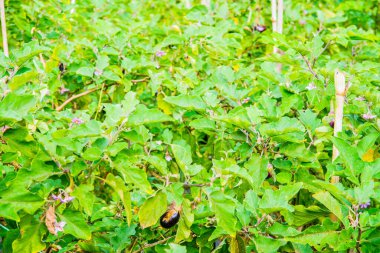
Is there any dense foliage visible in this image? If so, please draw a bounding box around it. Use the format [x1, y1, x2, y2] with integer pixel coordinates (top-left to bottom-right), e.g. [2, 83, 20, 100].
[0, 0, 379, 252]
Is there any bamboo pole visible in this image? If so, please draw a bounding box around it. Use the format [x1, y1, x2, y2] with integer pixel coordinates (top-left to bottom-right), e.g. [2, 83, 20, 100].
[331, 70, 347, 183]
[271, 0, 277, 40]
[0, 0, 8, 57]
[277, 0, 283, 34]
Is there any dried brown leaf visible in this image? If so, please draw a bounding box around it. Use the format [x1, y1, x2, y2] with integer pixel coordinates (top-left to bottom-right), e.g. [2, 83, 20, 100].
[45, 205, 57, 235]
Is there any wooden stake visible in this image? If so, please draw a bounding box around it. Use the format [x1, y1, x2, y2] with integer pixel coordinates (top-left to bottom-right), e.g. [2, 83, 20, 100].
[271, 0, 277, 48]
[277, 0, 283, 34]
[0, 0, 8, 57]
[331, 70, 347, 183]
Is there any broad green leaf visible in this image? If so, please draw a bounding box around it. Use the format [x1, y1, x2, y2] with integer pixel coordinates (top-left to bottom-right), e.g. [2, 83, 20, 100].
[105, 174, 132, 225]
[77, 67, 94, 77]
[69, 120, 102, 138]
[12, 215, 46, 253]
[8, 71, 38, 90]
[0, 191, 44, 221]
[0, 93, 36, 123]
[254, 235, 286, 253]
[58, 209, 92, 240]
[210, 191, 237, 236]
[71, 184, 95, 216]
[282, 205, 329, 226]
[171, 142, 192, 174]
[138, 191, 167, 228]
[175, 199, 194, 242]
[298, 109, 321, 132]
[189, 118, 216, 130]
[127, 105, 173, 126]
[313, 191, 347, 224]
[213, 159, 253, 187]
[164, 95, 207, 111]
[259, 117, 305, 142]
[260, 183, 303, 213]
[331, 137, 363, 184]
[117, 166, 152, 194]
[245, 155, 268, 193]
[357, 132, 379, 158]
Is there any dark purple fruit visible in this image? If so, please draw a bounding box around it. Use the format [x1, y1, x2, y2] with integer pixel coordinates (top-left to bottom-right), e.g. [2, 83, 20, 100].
[59, 63, 65, 72]
[329, 120, 334, 128]
[160, 209, 180, 228]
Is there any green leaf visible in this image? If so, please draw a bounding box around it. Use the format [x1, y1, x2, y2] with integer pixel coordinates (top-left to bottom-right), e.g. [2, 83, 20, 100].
[260, 183, 303, 213]
[0, 93, 36, 123]
[0, 191, 44, 221]
[105, 174, 132, 225]
[210, 191, 237, 236]
[313, 191, 348, 224]
[282, 205, 329, 226]
[175, 199, 194, 242]
[69, 120, 102, 138]
[171, 142, 192, 174]
[189, 118, 216, 130]
[12, 215, 46, 253]
[164, 95, 207, 111]
[58, 209, 92, 240]
[254, 235, 286, 253]
[259, 117, 305, 142]
[116, 166, 153, 194]
[331, 137, 363, 184]
[77, 67, 94, 77]
[298, 109, 321, 132]
[138, 191, 167, 228]
[127, 105, 173, 126]
[213, 159, 253, 187]
[8, 71, 38, 90]
[357, 132, 379, 157]
[71, 184, 95, 216]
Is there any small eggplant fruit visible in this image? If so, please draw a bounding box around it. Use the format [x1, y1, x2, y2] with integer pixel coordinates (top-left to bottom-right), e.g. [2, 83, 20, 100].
[160, 206, 180, 229]
[59, 63, 65, 72]
[329, 120, 335, 128]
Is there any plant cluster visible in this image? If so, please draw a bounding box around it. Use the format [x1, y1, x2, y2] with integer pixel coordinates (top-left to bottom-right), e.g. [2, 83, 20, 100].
[0, 0, 379, 252]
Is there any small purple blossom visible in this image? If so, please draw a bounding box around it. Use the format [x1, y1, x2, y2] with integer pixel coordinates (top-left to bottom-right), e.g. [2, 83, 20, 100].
[254, 24, 267, 33]
[359, 201, 370, 209]
[59, 86, 70, 95]
[306, 83, 316, 90]
[155, 50, 166, 57]
[51, 190, 75, 204]
[299, 20, 306, 25]
[165, 153, 172, 162]
[362, 113, 376, 120]
[94, 69, 103, 76]
[72, 118, 84, 125]
[355, 96, 365, 101]
[242, 97, 250, 104]
[54, 221, 66, 233]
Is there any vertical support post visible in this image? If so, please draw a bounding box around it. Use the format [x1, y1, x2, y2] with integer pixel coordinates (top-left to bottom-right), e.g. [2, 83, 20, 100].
[331, 70, 346, 184]
[0, 0, 8, 57]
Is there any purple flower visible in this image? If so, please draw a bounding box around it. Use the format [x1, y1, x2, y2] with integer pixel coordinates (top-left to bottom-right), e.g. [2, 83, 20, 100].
[54, 221, 66, 233]
[51, 194, 61, 201]
[306, 83, 316, 91]
[165, 153, 172, 161]
[355, 96, 365, 101]
[51, 191, 75, 203]
[299, 20, 306, 25]
[94, 69, 103, 76]
[155, 51, 166, 57]
[362, 113, 376, 120]
[72, 118, 84, 125]
[359, 201, 370, 209]
[254, 24, 266, 33]
[59, 86, 70, 95]
[242, 97, 250, 104]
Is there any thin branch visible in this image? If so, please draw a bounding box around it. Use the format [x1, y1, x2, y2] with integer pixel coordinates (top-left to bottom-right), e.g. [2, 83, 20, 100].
[0, 0, 8, 57]
[301, 54, 320, 81]
[312, 40, 331, 67]
[56, 87, 100, 111]
[132, 236, 174, 253]
[131, 77, 149, 84]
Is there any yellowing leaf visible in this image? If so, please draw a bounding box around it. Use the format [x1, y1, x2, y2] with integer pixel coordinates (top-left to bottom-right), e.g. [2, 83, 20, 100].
[362, 148, 374, 162]
[45, 205, 57, 235]
[138, 191, 167, 228]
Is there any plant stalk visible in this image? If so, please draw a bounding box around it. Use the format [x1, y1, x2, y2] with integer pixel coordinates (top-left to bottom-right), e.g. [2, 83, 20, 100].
[0, 0, 8, 57]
